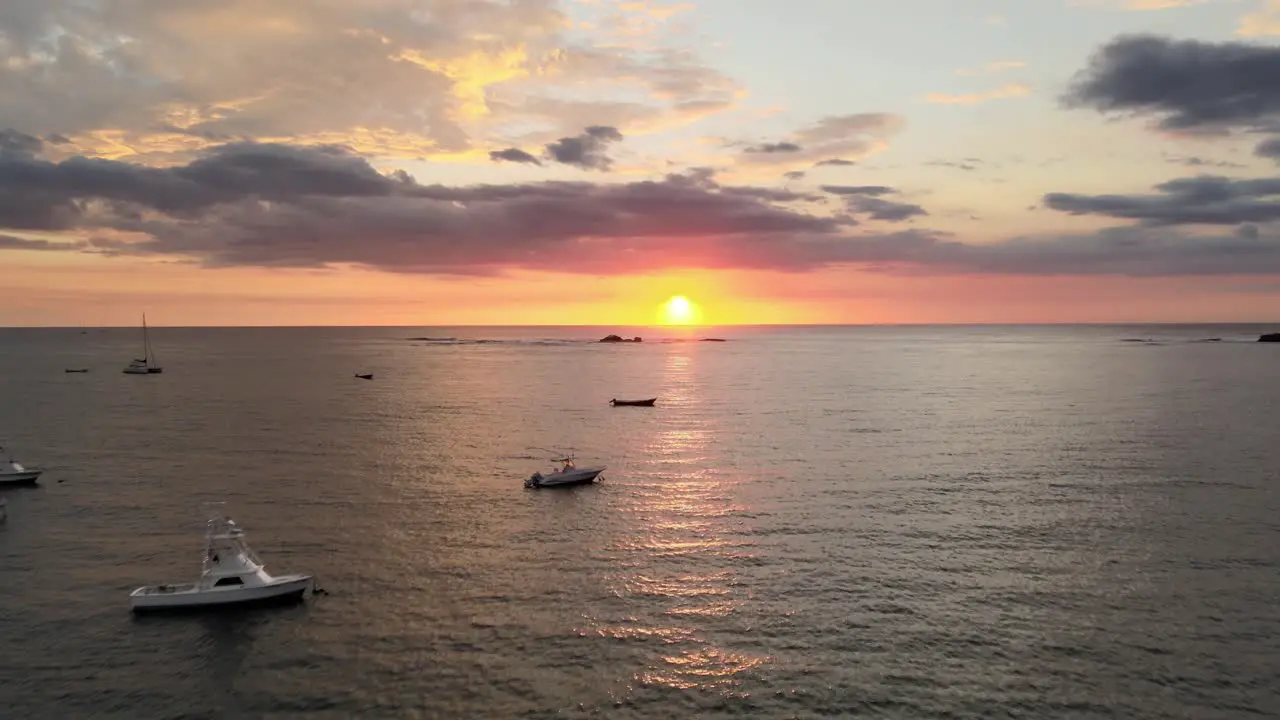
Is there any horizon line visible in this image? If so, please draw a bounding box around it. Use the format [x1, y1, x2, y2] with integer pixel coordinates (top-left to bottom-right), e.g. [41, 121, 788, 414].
[3, 321, 1278, 330]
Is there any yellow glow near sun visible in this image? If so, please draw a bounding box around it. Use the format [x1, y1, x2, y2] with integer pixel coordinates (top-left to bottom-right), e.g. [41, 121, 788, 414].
[661, 295, 698, 325]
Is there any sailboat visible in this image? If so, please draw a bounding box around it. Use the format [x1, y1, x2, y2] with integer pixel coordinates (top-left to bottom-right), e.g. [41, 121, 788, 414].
[123, 313, 163, 374]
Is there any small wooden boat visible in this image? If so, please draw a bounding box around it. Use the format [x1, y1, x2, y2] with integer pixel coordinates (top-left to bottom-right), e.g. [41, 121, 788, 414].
[610, 398, 656, 407]
[354, 373, 374, 380]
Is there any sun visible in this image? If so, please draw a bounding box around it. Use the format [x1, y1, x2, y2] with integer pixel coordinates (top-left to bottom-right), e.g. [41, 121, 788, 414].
[661, 295, 698, 325]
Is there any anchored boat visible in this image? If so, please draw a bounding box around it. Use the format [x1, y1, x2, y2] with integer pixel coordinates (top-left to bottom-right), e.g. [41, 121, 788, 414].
[525, 454, 605, 488]
[0, 446, 42, 485]
[130, 505, 312, 612]
[123, 313, 163, 374]
[610, 398, 656, 407]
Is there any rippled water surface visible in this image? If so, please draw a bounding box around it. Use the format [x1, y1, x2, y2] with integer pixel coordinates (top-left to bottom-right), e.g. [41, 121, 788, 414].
[1, 324, 1277, 719]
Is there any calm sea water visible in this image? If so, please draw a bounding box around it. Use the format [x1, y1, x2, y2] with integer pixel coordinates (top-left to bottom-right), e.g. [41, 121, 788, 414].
[0, 324, 1277, 719]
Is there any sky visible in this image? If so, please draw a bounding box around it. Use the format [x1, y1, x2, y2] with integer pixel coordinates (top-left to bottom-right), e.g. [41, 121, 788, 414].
[3, 0, 1280, 326]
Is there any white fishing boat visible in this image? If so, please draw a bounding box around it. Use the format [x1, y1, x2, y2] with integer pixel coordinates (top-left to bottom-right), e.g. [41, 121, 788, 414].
[123, 313, 163, 374]
[524, 454, 605, 489]
[0, 446, 42, 485]
[130, 506, 312, 612]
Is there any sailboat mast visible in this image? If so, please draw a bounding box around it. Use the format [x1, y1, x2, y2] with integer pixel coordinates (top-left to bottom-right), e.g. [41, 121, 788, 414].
[142, 310, 153, 361]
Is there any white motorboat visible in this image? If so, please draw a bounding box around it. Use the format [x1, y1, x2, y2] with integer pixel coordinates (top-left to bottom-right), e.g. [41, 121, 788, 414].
[0, 447, 42, 485]
[525, 454, 605, 489]
[130, 506, 312, 612]
[123, 313, 163, 374]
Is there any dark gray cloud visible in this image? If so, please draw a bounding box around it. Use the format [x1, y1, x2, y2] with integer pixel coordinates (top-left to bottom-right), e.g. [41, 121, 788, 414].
[824, 181, 926, 219]
[1064, 35, 1280, 152]
[0, 233, 82, 251]
[822, 185, 896, 197]
[820, 185, 925, 222]
[0, 142, 850, 273]
[1255, 138, 1280, 160]
[0, 129, 43, 157]
[845, 195, 927, 222]
[744, 142, 802, 154]
[3, 140, 1278, 278]
[783, 170, 805, 180]
[544, 126, 624, 170]
[815, 158, 855, 167]
[1044, 174, 1280, 226]
[489, 148, 542, 165]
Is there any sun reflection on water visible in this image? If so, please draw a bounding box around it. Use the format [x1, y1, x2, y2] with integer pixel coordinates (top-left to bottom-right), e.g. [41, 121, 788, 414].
[577, 343, 771, 696]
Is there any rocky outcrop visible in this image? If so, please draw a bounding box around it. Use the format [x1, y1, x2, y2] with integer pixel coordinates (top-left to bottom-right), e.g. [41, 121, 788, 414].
[600, 335, 642, 343]
[1259, 333, 1280, 342]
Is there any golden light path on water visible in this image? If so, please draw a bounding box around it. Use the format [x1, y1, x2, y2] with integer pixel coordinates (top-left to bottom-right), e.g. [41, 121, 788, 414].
[577, 346, 771, 697]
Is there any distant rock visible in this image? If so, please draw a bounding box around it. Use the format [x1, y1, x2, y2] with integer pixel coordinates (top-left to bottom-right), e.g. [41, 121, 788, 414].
[600, 335, 642, 343]
[1260, 333, 1280, 342]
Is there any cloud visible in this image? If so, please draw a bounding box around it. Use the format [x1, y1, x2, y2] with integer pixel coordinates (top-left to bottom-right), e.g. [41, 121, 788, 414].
[821, 185, 897, 197]
[0, 233, 82, 251]
[926, 83, 1031, 105]
[0, 129, 43, 157]
[0, 0, 737, 159]
[821, 185, 926, 222]
[1163, 153, 1248, 168]
[782, 170, 805, 180]
[489, 148, 542, 165]
[735, 114, 904, 170]
[1255, 137, 1280, 159]
[544, 125, 624, 170]
[1063, 35, 1280, 133]
[845, 196, 928, 222]
[814, 158, 856, 167]
[5, 139, 1278, 278]
[1044, 174, 1280, 225]
[0, 140, 850, 273]
[927, 159, 982, 171]
[744, 142, 802, 154]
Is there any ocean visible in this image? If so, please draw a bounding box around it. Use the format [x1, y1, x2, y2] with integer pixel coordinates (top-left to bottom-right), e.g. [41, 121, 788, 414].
[0, 324, 1277, 719]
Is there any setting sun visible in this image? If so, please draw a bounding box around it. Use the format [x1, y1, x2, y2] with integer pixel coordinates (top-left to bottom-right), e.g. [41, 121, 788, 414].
[661, 295, 699, 325]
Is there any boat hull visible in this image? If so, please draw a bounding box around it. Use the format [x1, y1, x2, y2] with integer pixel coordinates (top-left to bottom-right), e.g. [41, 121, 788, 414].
[0, 470, 41, 485]
[527, 468, 604, 488]
[130, 575, 312, 613]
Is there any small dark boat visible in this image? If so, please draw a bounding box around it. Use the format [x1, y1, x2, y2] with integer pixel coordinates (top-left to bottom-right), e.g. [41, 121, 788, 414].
[355, 373, 374, 380]
[610, 398, 656, 407]
[64, 368, 89, 373]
